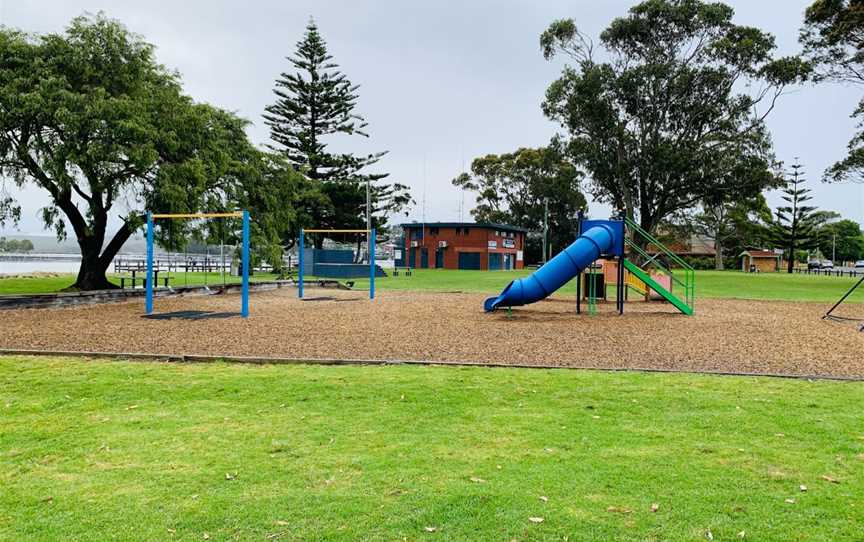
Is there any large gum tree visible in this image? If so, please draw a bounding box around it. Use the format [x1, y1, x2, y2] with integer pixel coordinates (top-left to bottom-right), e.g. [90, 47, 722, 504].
[540, 0, 809, 240]
[0, 15, 258, 290]
[801, 0, 864, 183]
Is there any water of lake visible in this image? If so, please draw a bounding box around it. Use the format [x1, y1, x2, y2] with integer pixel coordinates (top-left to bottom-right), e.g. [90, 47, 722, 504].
[0, 259, 82, 274]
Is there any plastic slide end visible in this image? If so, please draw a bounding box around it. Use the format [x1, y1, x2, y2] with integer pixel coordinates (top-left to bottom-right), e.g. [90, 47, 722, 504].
[484, 296, 501, 312]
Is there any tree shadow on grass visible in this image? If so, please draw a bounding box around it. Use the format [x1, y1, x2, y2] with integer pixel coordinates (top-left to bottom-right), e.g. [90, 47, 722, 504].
[142, 310, 239, 321]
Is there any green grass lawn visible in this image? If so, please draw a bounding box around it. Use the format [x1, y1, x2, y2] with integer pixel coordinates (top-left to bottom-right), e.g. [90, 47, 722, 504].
[1, 356, 862, 541]
[0, 271, 279, 296]
[3, 267, 863, 304]
[349, 268, 864, 304]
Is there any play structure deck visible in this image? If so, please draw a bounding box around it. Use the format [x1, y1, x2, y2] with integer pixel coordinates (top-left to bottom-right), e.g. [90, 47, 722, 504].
[485, 215, 694, 315]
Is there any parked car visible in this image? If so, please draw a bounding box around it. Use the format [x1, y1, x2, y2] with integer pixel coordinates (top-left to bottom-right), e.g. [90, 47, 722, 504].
[822, 260, 834, 269]
[855, 260, 864, 269]
[807, 259, 822, 270]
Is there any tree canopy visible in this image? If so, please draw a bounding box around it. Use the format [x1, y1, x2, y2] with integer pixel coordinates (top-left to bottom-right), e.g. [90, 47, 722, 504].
[801, 0, 864, 183]
[452, 147, 586, 263]
[816, 218, 864, 262]
[0, 14, 275, 289]
[541, 0, 808, 239]
[0, 237, 34, 253]
[263, 20, 411, 247]
[689, 194, 774, 270]
[771, 160, 819, 272]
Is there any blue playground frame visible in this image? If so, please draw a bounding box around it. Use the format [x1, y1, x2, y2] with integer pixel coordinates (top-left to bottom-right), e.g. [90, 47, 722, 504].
[298, 228, 376, 300]
[145, 210, 250, 318]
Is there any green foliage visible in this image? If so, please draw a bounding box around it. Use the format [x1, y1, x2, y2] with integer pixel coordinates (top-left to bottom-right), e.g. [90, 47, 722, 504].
[687, 194, 775, 269]
[815, 218, 864, 262]
[156, 147, 322, 274]
[801, 0, 864, 183]
[678, 255, 717, 270]
[0, 237, 34, 253]
[771, 160, 820, 272]
[452, 147, 586, 263]
[541, 0, 809, 237]
[263, 20, 411, 244]
[0, 14, 261, 289]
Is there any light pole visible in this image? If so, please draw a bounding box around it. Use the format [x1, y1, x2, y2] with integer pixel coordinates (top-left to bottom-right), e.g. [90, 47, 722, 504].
[542, 197, 549, 264]
[366, 178, 371, 263]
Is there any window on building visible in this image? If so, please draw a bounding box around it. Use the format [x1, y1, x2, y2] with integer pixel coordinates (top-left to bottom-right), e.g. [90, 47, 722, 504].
[463, 227, 470, 235]
[430, 227, 439, 235]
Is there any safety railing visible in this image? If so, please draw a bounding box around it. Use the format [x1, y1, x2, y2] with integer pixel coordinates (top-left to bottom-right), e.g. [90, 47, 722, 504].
[624, 217, 695, 311]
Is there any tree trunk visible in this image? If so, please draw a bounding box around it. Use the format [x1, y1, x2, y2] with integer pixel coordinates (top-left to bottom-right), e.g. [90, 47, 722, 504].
[70, 221, 135, 291]
[787, 242, 795, 274]
[714, 235, 724, 270]
[72, 251, 115, 290]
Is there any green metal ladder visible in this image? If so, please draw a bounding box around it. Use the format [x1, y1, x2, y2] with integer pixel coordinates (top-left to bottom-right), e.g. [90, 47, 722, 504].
[623, 217, 695, 316]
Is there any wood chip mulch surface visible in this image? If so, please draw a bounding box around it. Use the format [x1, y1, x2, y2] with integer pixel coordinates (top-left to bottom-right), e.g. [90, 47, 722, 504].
[1, 288, 862, 378]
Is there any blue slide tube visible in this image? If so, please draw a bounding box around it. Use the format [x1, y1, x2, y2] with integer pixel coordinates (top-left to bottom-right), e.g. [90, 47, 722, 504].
[484, 225, 615, 312]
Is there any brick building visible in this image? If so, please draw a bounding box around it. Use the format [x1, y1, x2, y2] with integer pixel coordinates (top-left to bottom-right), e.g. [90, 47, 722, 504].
[399, 222, 527, 270]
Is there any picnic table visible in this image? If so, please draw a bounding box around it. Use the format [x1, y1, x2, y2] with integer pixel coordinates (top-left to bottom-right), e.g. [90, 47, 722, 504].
[119, 269, 171, 289]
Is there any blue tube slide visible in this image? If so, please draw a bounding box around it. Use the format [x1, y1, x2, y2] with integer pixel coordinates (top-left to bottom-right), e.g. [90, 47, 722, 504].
[484, 225, 615, 312]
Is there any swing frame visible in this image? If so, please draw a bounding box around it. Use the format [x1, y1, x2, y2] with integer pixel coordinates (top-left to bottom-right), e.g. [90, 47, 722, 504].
[298, 228, 376, 300]
[145, 211, 251, 318]
[823, 273, 864, 331]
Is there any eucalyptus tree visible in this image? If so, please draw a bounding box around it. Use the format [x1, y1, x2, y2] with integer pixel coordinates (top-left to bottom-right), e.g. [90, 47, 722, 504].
[541, 0, 808, 242]
[452, 147, 586, 262]
[801, 0, 864, 183]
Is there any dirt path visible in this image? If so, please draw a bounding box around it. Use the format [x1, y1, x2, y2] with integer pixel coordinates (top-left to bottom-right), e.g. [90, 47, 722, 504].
[1, 288, 862, 377]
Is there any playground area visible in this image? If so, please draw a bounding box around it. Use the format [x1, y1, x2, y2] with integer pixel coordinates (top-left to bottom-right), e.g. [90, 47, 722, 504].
[2, 286, 862, 378]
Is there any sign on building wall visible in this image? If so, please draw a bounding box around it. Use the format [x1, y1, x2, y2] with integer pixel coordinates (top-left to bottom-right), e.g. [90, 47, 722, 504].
[488, 240, 497, 249]
[516, 251, 524, 261]
[503, 239, 515, 249]
[394, 250, 402, 260]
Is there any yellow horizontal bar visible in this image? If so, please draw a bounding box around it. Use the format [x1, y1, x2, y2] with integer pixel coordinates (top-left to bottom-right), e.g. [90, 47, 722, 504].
[303, 229, 369, 233]
[152, 212, 244, 219]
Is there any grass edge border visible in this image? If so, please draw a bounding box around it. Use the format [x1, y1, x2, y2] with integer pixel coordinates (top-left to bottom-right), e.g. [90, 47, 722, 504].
[1, 348, 861, 382]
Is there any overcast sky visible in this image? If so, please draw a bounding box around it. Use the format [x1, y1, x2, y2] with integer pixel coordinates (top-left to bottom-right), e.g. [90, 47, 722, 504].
[2, 0, 863, 235]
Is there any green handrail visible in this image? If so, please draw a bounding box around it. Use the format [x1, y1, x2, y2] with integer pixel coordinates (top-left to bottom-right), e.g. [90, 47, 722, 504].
[626, 239, 695, 310]
[623, 217, 695, 310]
[624, 239, 687, 288]
[624, 217, 693, 270]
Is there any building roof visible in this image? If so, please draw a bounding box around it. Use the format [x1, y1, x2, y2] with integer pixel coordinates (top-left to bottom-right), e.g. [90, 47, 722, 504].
[400, 222, 528, 234]
[739, 250, 782, 258]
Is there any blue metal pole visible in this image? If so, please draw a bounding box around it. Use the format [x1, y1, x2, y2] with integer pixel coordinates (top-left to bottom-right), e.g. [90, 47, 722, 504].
[370, 228, 376, 300]
[241, 210, 250, 318]
[298, 228, 304, 299]
[145, 213, 154, 314]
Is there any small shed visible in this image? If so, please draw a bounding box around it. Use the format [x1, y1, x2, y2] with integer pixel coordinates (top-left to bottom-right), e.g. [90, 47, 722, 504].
[740, 250, 782, 273]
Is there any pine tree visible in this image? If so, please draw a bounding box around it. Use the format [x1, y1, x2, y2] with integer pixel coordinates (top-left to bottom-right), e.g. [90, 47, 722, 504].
[773, 160, 818, 273]
[263, 20, 410, 247]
